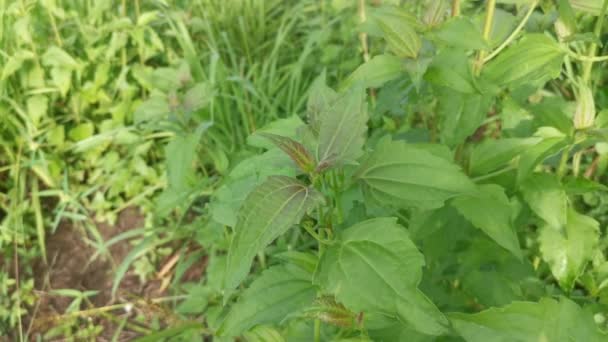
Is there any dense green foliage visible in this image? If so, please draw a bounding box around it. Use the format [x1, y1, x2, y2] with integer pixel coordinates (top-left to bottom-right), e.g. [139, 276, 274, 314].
[4, 0, 608, 341]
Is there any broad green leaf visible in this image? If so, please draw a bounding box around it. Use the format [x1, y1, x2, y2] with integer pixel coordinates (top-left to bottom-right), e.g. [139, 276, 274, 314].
[13, 16, 32, 46]
[150, 67, 182, 92]
[570, 0, 606, 15]
[257, 133, 315, 173]
[1, 50, 35, 80]
[243, 326, 286, 342]
[356, 139, 475, 209]
[307, 71, 338, 135]
[315, 218, 448, 335]
[450, 297, 607, 342]
[452, 184, 523, 260]
[42, 46, 79, 69]
[183, 82, 213, 113]
[425, 49, 476, 93]
[165, 132, 199, 191]
[520, 173, 567, 228]
[429, 17, 488, 50]
[317, 85, 368, 168]
[422, 0, 450, 27]
[47, 125, 65, 146]
[50, 67, 73, 97]
[27, 95, 48, 127]
[369, 321, 434, 342]
[274, 251, 318, 275]
[219, 265, 316, 337]
[469, 138, 540, 176]
[458, 238, 535, 307]
[483, 34, 565, 88]
[395, 290, 450, 336]
[224, 176, 324, 292]
[368, 6, 424, 33]
[134, 96, 170, 123]
[517, 136, 569, 183]
[473, 9, 516, 49]
[436, 88, 492, 147]
[68, 122, 94, 141]
[409, 205, 466, 241]
[558, 0, 578, 34]
[208, 149, 295, 227]
[564, 176, 608, 194]
[343, 54, 404, 89]
[539, 208, 599, 291]
[375, 12, 421, 58]
[403, 55, 434, 89]
[247, 116, 305, 149]
[528, 98, 574, 135]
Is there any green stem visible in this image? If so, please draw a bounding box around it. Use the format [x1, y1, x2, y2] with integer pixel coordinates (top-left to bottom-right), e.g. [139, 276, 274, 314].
[452, 0, 461, 17]
[471, 165, 516, 182]
[582, 0, 608, 83]
[31, 178, 47, 265]
[135, 0, 141, 18]
[358, 0, 370, 63]
[483, 1, 537, 63]
[257, 252, 267, 269]
[565, 49, 608, 62]
[121, 0, 128, 67]
[46, 6, 63, 46]
[302, 223, 333, 245]
[557, 146, 572, 180]
[572, 151, 583, 177]
[475, 0, 496, 75]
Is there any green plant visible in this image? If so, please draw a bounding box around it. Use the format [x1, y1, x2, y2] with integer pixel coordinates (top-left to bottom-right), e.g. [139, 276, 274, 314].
[0, 0, 362, 339]
[200, 0, 608, 340]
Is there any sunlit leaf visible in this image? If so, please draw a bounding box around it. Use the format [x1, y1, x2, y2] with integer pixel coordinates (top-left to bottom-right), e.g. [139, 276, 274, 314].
[224, 176, 324, 293]
[450, 297, 606, 342]
[343, 54, 404, 89]
[315, 217, 448, 335]
[257, 133, 316, 173]
[483, 34, 565, 88]
[219, 265, 315, 337]
[317, 85, 368, 168]
[539, 208, 599, 291]
[356, 139, 475, 209]
[452, 184, 523, 260]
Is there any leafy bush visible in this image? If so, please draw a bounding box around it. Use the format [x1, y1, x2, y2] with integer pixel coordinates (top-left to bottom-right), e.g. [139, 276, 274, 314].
[205, 1, 608, 341]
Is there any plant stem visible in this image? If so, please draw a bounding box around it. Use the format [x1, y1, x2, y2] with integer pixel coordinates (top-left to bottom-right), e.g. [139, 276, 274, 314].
[475, 0, 496, 75]
[121, 0, 128, 67]
[471, 165, 515, 182]
[565, 49, 608, 62]
[572, 151, 583, 177]
[557, 146, 572, 180]
[452, 0, 460, 17]
[135, 0, 141, 18]
[483, 1, 537, 63]
[31, 178, 47, 265]
[314, 319, 321, 342]
[358, 0, 377, 104]
[582, 0, 608, 83]
[358, 0, 370, 63]
[257, 251, 266, 269]
[46, 6, 63, 46]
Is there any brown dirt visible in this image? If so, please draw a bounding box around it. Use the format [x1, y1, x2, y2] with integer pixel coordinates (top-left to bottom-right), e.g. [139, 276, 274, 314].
[28, 207, 149, 340]
[15, 205, 208, 341]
